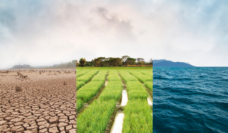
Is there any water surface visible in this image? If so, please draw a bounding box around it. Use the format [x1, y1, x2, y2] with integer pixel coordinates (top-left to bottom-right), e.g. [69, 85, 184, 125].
[153, 67, 228, 133]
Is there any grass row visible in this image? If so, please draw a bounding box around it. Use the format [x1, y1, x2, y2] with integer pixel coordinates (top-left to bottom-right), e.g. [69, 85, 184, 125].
[138, 70, 153, 78]
[122, 99, 152, 133]
[108, 71, 122, 81]
[76, 70, 98, 83]
[145, 81, 153, 92]
[77, 69, 153, 133]
[129, 70, 153, 94]
[126, 81, 148, 100]
[77, 100, 116, 133]
[119, 71, 152, 132]
[76, 70, 89, 78]
[77, 80, 105, 111]
[92, 71, 107, 81]
[128, 71, 152, 83]
[77, 71, 123, 132]
[77, 99, 84, 112]
[77, 71, 107, 111]
[77, 81, 104, 103]
[77, 81, 85, 90]
[119, 71, 138, 83]
[98, 81, 122, 101]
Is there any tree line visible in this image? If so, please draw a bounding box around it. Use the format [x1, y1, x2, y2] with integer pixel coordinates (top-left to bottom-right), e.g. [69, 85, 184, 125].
[78, 55, 153, 67]
[11, 56, 152, 69]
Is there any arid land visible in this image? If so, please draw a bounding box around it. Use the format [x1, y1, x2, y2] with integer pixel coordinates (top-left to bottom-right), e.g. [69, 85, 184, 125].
[0, 69, 76, 133]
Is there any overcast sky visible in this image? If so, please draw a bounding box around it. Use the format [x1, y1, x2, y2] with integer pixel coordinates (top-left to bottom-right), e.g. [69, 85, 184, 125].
[0, 0, 228, 69]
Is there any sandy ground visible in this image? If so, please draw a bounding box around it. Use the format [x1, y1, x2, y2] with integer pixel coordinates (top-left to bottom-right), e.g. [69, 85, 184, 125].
[0, 69, 76, 133]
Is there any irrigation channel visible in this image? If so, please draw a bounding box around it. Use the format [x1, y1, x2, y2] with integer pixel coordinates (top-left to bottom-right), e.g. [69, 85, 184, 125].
[76, 69, 153, 133]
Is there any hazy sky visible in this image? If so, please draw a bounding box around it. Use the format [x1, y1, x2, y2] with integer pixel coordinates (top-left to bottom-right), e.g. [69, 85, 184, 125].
[0, 0, 228, 69]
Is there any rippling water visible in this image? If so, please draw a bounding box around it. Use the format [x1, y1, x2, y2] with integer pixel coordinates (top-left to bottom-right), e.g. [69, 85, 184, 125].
[153, 67, 228, 133]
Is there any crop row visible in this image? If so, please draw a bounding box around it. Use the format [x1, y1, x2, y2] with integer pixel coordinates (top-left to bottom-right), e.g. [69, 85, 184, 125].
[126, 81, 148, 100]
[119, 71, 138, 83]
[92, 71, 107, 81]
[145, 81, 153, 92]
[134, 70, 153, 93]
[138, 70, 153, 77]
[98, 71, 122, 102]
[119, 71, 148, 99]
[77, 99, 84, 112]
[77, 81, 85, 90]
[77, 71, 107, 111]
[77, 80, 104, 111]
[77, 72, 123, 132]
[98, 81, 122, 101]
[77, 70, 152, 133]
[128, 71, 152, 83]
[77, 81, 104, 103]
[77, 100, 116, 133]
[122, 99, 152, 133]
[119, 71, 152, 132]
[76, 70, 89, 78]
[76, 70, 98, 83]
[108, 71, 122, 81]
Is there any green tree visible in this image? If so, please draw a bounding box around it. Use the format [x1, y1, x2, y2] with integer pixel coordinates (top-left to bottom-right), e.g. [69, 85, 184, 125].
[79, 58, 86, 67]
[93, 58, 101, 67]
[126, 58, 136, 65]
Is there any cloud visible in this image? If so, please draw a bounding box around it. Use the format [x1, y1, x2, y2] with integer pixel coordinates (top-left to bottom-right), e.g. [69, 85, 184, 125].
[0, 0, 228, 69]
[94, 7, 134, 40]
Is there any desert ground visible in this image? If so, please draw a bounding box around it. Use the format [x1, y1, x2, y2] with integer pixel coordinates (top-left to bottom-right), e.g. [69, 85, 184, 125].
[0, 69, 76, 133]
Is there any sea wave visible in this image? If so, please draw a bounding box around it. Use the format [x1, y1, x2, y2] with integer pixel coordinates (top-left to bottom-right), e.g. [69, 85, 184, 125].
[153, 67, 228, 133]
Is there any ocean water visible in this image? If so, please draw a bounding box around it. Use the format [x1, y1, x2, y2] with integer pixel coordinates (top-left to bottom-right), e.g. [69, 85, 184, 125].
[153, 67, 228, 133]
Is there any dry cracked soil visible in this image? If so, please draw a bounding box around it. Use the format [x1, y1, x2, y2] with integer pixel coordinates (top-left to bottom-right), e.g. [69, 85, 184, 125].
[0, 69, 76, 133]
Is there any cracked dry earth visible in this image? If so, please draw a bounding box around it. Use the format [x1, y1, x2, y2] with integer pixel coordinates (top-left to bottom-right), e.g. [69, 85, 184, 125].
[0, 70, 76, 133]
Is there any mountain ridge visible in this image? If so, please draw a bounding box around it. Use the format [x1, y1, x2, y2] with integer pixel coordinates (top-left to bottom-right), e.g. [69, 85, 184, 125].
[153, 59, 194, 67]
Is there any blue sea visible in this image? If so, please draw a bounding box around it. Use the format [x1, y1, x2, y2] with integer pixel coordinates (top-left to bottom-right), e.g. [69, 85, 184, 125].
[153, 67, 228, 133]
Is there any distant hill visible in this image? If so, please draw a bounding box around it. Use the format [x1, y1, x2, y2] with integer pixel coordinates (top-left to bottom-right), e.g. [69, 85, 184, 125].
[153, 59, 194, 67]
[11, 64, 33, 69]
[10, 60, 76, 69]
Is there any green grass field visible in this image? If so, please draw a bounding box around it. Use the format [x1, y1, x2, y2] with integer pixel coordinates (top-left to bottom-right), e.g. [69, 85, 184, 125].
[76, 67, 153, 132]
